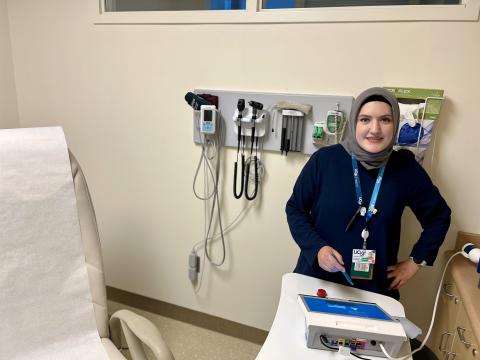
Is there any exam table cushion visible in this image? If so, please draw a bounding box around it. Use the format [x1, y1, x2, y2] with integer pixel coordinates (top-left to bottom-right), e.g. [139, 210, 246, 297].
[70, 152, 109, 339]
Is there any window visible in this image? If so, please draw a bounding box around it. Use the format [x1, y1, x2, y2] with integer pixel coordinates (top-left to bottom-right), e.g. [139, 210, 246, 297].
[105, 0, 246, 12]
[95, 0, 480, 23]
[262, 0, 460, 9]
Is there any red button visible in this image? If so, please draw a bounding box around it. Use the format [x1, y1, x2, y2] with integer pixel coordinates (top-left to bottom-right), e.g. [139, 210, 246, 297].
[317, 288, 327, 298]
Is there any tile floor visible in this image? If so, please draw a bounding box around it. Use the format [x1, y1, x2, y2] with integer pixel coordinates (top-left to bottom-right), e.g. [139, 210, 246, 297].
[108, 300, 262, 360]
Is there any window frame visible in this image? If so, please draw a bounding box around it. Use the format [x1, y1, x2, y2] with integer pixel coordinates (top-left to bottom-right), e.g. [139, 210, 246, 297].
[94, 0, 480, 24]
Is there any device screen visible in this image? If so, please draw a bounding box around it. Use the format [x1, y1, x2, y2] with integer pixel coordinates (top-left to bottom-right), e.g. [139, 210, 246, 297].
[301, 296, 392, 321]
[203, 110, 212, 122]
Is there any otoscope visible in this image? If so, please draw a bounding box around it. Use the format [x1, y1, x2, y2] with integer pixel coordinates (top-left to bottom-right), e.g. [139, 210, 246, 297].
[245, 101, 263, 201]
[233, 99, 245, 199]
[248, 101, 263, 154]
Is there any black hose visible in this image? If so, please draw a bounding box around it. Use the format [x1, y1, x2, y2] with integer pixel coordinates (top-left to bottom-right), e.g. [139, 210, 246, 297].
[245, 156, 258, 201]
[233, 155, 245, 199]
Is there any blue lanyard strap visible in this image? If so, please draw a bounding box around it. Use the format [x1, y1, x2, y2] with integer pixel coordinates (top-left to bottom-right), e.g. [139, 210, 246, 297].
[351, 156, 363, 206]
[351, 156, 385, 224]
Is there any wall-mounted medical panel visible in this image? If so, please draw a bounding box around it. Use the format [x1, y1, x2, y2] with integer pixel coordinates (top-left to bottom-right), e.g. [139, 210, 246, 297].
[192, 89, 354, 155]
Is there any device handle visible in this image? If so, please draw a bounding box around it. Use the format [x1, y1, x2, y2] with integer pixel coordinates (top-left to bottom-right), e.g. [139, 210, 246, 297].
[444, 351, 457, 360]
[439, 331, 453, 353]
[442, 283, 455, 298]
[460, 338, 472, 348]
[456, 326, 472, 348]
[250, 126, 255, 155]
[237, 124, 242, 151]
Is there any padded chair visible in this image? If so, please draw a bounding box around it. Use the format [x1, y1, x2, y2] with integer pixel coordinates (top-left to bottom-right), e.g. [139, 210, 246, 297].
[70, 152, 175, 360]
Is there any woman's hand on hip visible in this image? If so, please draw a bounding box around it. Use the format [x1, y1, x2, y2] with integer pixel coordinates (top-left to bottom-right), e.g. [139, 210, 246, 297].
[317, 246, 345, 273]
[387, 260, 420, 290]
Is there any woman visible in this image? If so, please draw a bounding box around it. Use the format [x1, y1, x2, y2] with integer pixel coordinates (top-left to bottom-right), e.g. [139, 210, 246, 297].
[286, 87, 451, 299]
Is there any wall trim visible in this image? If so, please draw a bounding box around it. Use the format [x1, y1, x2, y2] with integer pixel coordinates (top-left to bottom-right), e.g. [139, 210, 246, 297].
[106, 286, 268, 345]
[94, 0, 480, 24]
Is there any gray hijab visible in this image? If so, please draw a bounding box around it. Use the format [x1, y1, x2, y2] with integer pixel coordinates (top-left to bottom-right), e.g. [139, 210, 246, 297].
[340, 87, 400, 170]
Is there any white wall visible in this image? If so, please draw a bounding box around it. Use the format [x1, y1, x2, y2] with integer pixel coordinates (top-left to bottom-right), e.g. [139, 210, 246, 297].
[6, 0, 480, 333]
[0, 0, 18, 128]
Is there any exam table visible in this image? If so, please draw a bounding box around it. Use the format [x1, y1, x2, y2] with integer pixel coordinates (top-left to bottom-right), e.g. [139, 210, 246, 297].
[71, 152, 175, 360]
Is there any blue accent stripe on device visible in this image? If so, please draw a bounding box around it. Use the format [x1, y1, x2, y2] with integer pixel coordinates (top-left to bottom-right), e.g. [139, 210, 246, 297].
[303, 296, 392, 321]
[464, 244, 475, 254]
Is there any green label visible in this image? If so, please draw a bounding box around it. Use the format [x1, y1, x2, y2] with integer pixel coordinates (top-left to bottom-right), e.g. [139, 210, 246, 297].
[384, 86, 445, 121]
[384, 86, 444, 99]
[350, 263, 373, 280]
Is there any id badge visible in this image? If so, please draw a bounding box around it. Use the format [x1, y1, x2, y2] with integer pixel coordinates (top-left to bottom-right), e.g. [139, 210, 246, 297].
[350, 249, 376, 280]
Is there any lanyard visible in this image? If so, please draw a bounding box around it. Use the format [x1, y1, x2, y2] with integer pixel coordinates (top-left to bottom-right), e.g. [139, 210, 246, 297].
[351, 156, 385, 249]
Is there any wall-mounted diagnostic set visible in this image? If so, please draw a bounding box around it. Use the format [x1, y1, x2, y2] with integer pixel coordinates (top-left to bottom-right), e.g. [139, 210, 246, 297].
[232, 99, 267, 200]
[185, 89, 354, 289]
[192, 89, 354, 157]
[191, 90, 353, 202]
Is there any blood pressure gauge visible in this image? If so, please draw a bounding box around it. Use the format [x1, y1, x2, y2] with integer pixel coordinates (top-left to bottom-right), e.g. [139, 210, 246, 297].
[200, 105, 217, 134]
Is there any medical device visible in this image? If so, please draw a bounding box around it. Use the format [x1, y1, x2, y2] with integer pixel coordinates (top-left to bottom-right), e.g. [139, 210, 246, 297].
[271, 100, 312, 144]
[185, 91, 212, 110]
[232, 100, 268, 201]
[312, 122, 325, 140]
[187, 91, 268, 292]
[312, 103, 346, 146]
[187, 91, 228, 287]
[301, 248, 475, 360]
[326, 108, 345, 137]
[462, 243, 480, 276]
[298, 295, 407, 358]
[461, 243, 480, 265]
[188, 250, 200, 282]
[245, 101, 263, 200]
[280, 109, 304, 156]
[233, 99, 246, 199]
[193, 89, 353, 156]
[462, 243, 480, 289]
[200, 105, 217, 134]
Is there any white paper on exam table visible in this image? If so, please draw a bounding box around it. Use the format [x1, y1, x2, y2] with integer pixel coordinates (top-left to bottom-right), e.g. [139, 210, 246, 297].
[0, 127, 108, 360]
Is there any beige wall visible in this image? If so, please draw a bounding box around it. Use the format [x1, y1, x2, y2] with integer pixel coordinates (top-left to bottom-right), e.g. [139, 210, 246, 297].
[6, 0, 480, 333]
[0, 0, 18, 128]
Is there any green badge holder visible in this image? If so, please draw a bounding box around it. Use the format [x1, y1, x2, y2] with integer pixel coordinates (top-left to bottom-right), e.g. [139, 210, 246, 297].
[350, 262, 373, 280]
